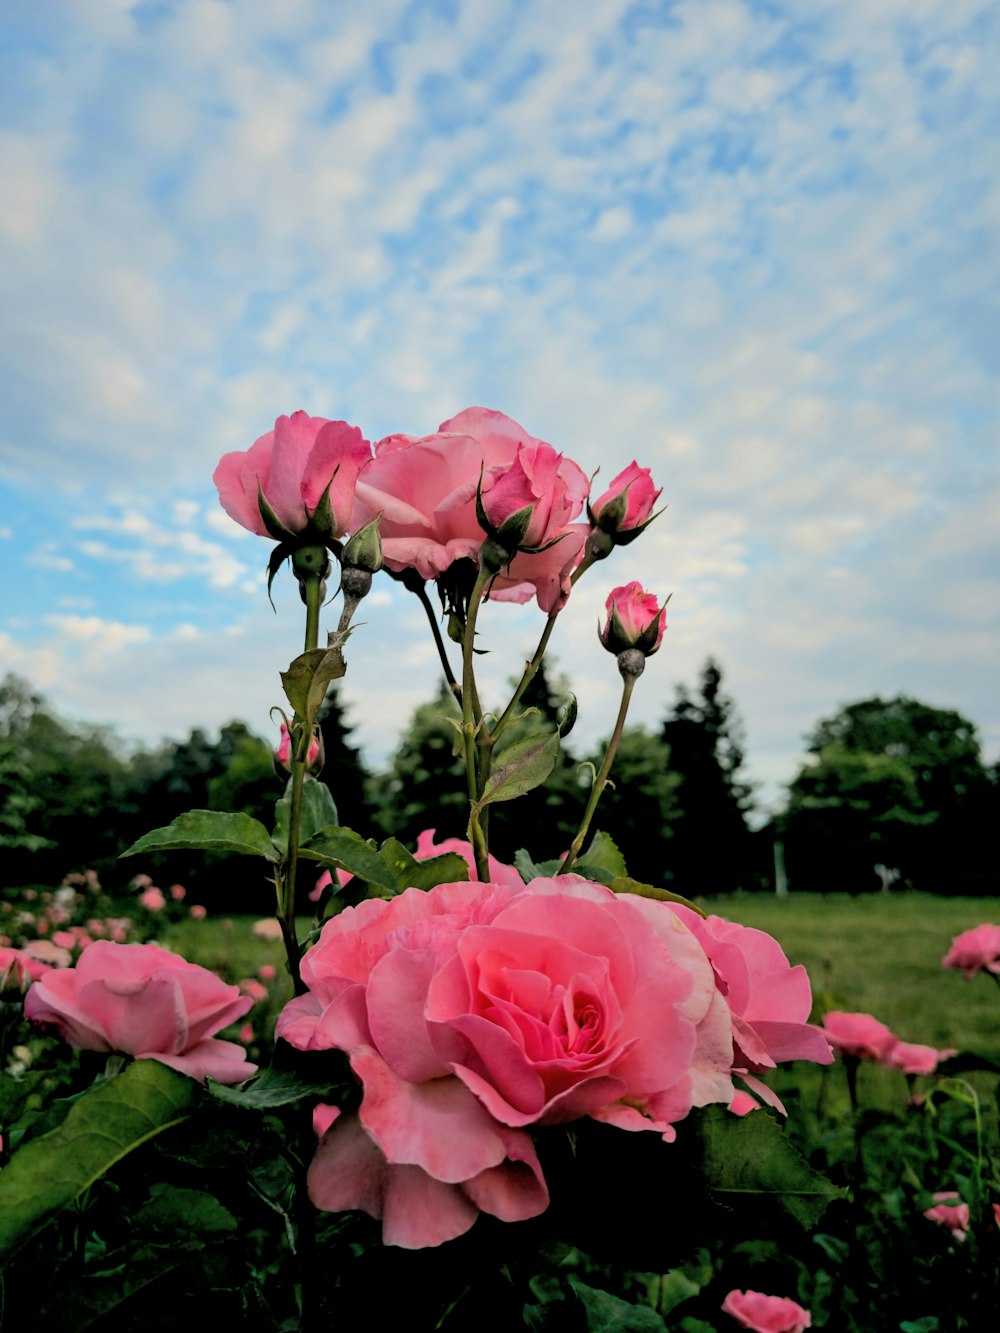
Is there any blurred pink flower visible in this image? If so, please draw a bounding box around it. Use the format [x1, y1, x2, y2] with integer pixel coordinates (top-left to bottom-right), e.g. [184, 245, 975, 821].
[941, 923, 1000, 978]
[883, 1041, 957, 1076]
[258, 964, 277, 982]
[169, 884, 186, 902]
[24, 940, 256, 1083]
[924, 1192, 970, 1242]
[140, 887, 166, 912]
[251, 918, 283, 940]
[240, 979, 269, 1004]
[189, 905, 207, 921]
[821, 1011, 897, 1061]
[722, 1289, 811, 1332]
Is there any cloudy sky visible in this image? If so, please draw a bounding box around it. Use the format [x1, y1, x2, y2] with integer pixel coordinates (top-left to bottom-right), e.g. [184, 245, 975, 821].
[1, 0, 997, 813]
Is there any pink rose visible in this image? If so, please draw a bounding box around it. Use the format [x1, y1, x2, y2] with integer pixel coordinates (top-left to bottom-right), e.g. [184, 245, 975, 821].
[168, 884, 186, 902]
[352, 407, 590, 613]
[666, 906, 833, 1108]
[589, 461, 662, 542]
[277, 875, 734, 1246]
[139, 886, 166, 912]
[722, 1289, 811, 1332]
[275, 721, 321, 773]
[214, 410, 372, 541]
[941, 923, 1000, 978]
[24, 941, 256, 1083]
[883, 1040, 956, 1076]
[188, 904, 207, 921]
[821, 1011, 897, 1062]
[924, 1192, 970, 1241]
[599, 582, 667, 657]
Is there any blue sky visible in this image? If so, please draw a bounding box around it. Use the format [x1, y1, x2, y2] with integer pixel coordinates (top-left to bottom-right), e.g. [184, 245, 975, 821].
[1, 0, 997, 813]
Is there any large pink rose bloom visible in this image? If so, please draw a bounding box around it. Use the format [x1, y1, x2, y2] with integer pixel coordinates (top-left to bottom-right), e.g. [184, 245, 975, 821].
[24, 941, 256, 1084]
[941, 922, 1000, 978]
[214, 410, 372, 540]
[667, 906, 832, 1108]
[722, 1289, 811, 1332]
[352, 407, 590, 612]
[277, 875, 733, 1246]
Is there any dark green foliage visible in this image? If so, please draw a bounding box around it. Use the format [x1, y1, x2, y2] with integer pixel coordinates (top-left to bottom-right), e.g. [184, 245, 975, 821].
[658, 660, 755, 894]
[783, 696, 997, 893]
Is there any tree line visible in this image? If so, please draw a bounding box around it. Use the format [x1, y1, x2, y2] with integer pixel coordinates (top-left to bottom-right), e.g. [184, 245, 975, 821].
[1, 666, 996, 912]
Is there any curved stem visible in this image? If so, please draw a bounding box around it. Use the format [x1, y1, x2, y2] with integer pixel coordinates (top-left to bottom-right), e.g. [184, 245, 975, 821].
[563, 673, 636, 872]
[413, 582, 462, 703]
[462, 567, 494, 880]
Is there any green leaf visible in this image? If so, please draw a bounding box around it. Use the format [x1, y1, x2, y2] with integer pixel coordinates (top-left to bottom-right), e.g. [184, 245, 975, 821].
[696, 1104, 846, 1229]
[569, 1279, 667, 1332]
[0, 1060, 198, 1259]
[377, 838, 469, 892]
[474, 730, 561, 813]
[206, 1064, 339, 1110]
[136, 1182, 237, 1236]
[280, 640, 348, 729]
[514, 849, 565, 881]
[298, 825, 399, 893]
[657, 1270, 701, 1317]
[610, 877, 707, 917]
[573, 830, 628, 885]
[119, 810, 279, 863]
[272, 776, 339, 856]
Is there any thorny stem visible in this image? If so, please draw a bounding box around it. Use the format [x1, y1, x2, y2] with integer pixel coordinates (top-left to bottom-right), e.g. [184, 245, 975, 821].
[563, 673, 636, 872]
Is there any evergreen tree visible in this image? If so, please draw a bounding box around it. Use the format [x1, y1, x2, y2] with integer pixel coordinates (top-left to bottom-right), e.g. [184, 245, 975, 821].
[659, 659, 755, 894]
[371, 685, 468, 847]
[583, 725, 680, 886]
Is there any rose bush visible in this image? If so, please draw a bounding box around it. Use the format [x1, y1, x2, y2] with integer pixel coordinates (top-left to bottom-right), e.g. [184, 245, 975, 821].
[214, 410, 371, 541]
[24, 940, 257, 1083]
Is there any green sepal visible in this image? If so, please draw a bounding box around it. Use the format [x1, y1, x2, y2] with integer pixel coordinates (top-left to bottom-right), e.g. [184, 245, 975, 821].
[119, 810, 280, 863]
[265, 542, 293, 609]
[0, 1060, 198, 1260]
[257, 485, 299, 543]
[557, 693, 578, 738]
[307, 468, 340, 543]
[472, 730, 560, 814]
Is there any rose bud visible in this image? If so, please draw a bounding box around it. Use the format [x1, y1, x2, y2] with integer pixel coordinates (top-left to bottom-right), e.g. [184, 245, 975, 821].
[588, 461, 662, 553]
[275, 721, 322, 774]
[599, 582, 667, 660]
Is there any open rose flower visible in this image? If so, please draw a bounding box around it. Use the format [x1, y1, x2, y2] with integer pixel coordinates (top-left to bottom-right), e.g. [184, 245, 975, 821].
[277, 875, 735, 1246]
[214, 410, 372, 542]
[722, 1289, 811, 1332]
[666, 905, 833, 1109]
[821, 1011, 897, 1062]
[599, 582, 667, 657]
[923, 1192, 970, 1241]
[352, 407, 589, 612]
[941, 923, 1000, 978]
[589, 461, 662, 544]
[24, 941, 256, 1084]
